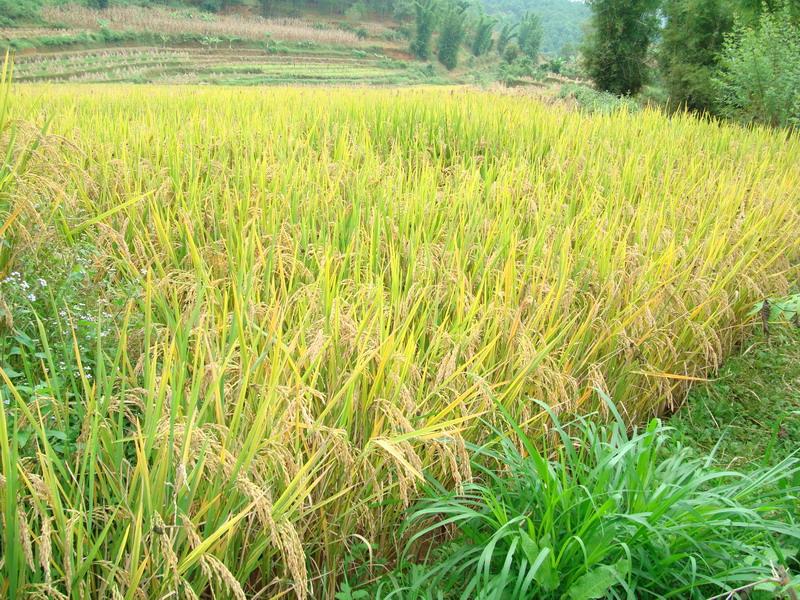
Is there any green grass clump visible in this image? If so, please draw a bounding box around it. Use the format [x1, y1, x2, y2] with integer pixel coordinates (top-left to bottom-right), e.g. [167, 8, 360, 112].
[361, 401, 800, 599]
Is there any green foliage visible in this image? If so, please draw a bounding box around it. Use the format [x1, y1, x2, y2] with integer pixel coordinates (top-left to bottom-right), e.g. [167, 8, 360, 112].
[501, 41, 519, 63]
[660, 0, 734, 112]
[543, 55, 563, 74]
[582, 0, 660, 95]
[495, 20, 516, 55]
[411, 0, 438, 60]
[436, 0, 467, 70]
[0, 0, 41, 27]
[357, 402, 800, 598]
[714, 8, 800, 127]
[516, 11, 542, 59]
[750, 294, 800, 325]
[498, 55, 539, 85]
[480, 0, 591, 54]
[345, 0, 368, 19]
[470, 12, 495, 56]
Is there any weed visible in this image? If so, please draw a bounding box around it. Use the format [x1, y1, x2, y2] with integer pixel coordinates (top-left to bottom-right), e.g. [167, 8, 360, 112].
[360, 400, 800, 598]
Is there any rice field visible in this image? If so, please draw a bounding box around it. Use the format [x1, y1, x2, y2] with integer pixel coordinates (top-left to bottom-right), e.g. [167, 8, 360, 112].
[12, 47, 423, 85]
[2, 81, 800, 599]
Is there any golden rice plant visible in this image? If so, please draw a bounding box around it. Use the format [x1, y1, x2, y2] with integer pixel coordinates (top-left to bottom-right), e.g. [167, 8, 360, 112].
[0, 82, 798, 599]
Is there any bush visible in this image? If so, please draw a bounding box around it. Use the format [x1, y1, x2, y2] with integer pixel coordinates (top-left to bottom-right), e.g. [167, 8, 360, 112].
[498, 56, 539, 86]
[502, 42, 520, 64]
[714, 9, 800, 128]
[544, 56, 563, 74]
[361, 400, 800, 598]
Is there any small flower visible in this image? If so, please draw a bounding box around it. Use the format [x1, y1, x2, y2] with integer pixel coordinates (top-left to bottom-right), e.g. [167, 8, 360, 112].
[27, 293, 36, 302]
[38, 278, 47, 287]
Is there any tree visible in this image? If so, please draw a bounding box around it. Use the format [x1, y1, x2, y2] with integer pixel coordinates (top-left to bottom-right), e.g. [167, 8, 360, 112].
[471, 12, 495, 56]
[517, 12, 543, 59]
[411, 0, 438, 60]
[659, 0, 734, 112]
[496, 21, 517, 55]
[437, 0, 468, 70]
[582, 0, 660, 95]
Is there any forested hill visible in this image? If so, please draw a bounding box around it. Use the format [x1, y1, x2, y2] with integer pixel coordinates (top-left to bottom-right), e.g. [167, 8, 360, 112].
[480, 0, 589, 53]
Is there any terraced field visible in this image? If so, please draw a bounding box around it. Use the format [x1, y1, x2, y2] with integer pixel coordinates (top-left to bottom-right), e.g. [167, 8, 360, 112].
[2, 3, 437, 86]
[13, 47, 436, 85]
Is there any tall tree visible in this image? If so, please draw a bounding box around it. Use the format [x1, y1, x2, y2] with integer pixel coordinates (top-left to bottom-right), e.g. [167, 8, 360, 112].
[437, 0, 468, 69]
[411, 0, 438, 60]
[517, 12, 543, 59]
[582, 0, 660, 95]
[660, 0, 734, 111]
[496, 21, 517, 55]
[471, 12, 495, 56]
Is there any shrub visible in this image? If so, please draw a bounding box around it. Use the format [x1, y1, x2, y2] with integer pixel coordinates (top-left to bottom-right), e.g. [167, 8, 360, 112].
[498, 56, 540, 86]
[714, 8, 800, 128]
[364, 400, 800, 598]
[501, 41, 520, 63]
